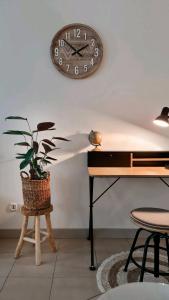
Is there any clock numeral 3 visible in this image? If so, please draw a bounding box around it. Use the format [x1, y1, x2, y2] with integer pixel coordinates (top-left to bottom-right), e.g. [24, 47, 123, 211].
[94, 48, 99, 57]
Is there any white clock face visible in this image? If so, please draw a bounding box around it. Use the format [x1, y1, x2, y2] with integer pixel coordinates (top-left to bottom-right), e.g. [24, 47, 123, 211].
[50, 23, 103, 79]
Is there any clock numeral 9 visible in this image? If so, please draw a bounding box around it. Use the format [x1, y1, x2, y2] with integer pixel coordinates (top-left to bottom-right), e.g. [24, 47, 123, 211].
[54, 48, 59, 57]
[84, 65, 88, 72]
[59, 58, 63, 65]
[74, 29, 80, 38]
[58, 39, 64, 47]
[94, 48, 99, 57]
[75, 65, 79, 75]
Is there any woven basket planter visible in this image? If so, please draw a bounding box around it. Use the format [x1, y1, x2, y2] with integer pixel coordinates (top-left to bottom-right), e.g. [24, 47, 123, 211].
[21, 173, 51, 210]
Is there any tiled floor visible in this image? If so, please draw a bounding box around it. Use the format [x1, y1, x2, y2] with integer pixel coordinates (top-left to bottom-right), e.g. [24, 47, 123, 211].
[0, 238, 131, 300]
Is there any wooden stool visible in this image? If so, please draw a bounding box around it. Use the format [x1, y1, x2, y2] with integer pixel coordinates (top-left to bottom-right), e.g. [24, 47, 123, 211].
[14, 205, 56, 266]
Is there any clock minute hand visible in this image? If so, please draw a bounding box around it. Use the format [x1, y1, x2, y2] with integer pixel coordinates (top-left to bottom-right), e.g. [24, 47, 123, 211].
[72, 44, 89, 56]
[63, 39, 82, 57]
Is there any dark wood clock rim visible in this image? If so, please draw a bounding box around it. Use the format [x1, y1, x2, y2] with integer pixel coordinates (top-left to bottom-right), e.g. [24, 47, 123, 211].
[50, 23, 103, 79]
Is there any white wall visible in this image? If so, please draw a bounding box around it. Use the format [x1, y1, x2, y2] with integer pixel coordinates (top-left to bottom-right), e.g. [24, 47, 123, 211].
[1, 0, 169, 229]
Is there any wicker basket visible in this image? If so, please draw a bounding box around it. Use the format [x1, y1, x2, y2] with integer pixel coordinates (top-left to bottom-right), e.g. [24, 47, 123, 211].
[21, 173, 51, 210]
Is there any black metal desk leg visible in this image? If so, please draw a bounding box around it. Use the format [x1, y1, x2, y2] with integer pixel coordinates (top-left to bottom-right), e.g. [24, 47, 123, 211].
[89, 176, 95, 270]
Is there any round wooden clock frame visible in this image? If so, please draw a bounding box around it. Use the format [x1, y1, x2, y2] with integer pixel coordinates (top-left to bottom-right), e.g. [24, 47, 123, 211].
[50, 23, 103, 79]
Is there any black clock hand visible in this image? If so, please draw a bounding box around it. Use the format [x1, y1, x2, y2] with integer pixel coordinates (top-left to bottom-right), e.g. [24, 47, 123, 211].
[72, 44, 89, 56]
[63, 39, 82, 57]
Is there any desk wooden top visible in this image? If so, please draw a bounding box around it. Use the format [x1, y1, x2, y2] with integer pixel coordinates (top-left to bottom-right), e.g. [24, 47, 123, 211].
[88, 167, 169, 177]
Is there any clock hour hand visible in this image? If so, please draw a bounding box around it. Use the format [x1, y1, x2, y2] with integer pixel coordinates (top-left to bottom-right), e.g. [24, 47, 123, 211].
[63, 39, 82, 57]
[72, 44, 89, 56]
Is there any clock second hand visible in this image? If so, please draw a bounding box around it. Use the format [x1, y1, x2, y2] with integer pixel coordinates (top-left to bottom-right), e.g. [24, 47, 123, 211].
[63, 39, 82, 57]
[72, 44, 89, 56]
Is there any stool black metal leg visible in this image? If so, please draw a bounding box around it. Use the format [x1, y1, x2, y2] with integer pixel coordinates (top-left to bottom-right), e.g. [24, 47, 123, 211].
[89, 176, 95, 270]
[140, 233, 154, 282]
[153, 234, 160, 278]
[124, 228, 143, 272]
[165, 235, 169, 268]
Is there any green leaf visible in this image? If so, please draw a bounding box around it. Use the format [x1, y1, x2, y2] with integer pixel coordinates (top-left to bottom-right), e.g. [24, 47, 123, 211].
[46, 156, 57, 161]
[3, 130, 32, 137]
[33, 141, 39, 154]
[20, 159, 30, 170]
[25, 148, 34, 160]
[19, 148, 34, 170]
[40, 151, 46, 156]
[5, 116, 27, 120]
[14, 142, 30, 147]
[42, 139, 55, 147]
[52, 137, 70, 141]
[16, 153, 26, 158]
[16, 156, 25, 159]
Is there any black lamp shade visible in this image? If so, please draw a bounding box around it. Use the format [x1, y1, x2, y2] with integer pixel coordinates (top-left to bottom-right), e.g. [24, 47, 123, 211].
[153, 107, 169, 127]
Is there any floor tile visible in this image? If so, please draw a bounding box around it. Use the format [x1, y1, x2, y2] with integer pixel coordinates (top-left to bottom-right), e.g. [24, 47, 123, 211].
[54, 252, 96, 278]
[58, 238, 90, 254]
[10, 253, 57, 278]
[50, 277, 100, 300]
[0, 254, 15, 277]
[0, 277, 51, 300]
[95, 238, 130, 254]
[0, 277, 6, 291]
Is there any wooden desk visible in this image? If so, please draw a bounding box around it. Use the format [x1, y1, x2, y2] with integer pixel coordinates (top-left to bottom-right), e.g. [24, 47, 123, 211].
[87, 151, 169, 270]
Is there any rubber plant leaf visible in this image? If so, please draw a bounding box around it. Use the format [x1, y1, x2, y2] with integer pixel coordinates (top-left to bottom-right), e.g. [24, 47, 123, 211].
[33, 122, 55, 132]
[52, 137, 70, 141]
[3, 130, 32, 137]
[5, 116, 27, 120]
[46, 156, 57, 161]
[42, 159, 52, 165]
[42, 143, 52, 153]
[42, 139, 55, 147]
[14, 142, 30, 146]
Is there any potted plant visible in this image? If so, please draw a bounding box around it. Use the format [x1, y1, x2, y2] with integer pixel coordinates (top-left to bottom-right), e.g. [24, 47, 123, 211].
[3, 116, 69, 210]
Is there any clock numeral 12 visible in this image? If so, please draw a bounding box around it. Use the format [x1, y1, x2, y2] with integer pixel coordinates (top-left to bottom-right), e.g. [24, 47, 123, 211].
[74, 29, 80, 38]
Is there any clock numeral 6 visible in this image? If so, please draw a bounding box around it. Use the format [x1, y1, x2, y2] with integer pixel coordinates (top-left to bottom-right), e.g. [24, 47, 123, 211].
[75, 66, 79, 75]
[58, 39, 64, 47]
[54, 48, 59, 56]
[84, 65, 88, 72]
[94, 48, 99, 57]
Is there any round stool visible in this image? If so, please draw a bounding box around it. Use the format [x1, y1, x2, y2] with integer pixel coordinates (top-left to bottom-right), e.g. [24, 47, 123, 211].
[124, 207, 169, 281]
[14, 205, 57, 266]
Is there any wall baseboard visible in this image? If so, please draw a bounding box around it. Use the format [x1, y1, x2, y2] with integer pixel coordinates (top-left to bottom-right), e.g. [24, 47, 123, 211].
[0, 228, 149, 239]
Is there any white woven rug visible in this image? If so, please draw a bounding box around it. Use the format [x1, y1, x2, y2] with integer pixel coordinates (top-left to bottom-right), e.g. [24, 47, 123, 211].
[96, 250, 169, 293]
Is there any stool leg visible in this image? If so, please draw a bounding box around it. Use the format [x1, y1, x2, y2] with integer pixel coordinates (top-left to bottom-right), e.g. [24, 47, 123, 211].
[35, 216, 41, 266]
[154, 234, 160, 278]
[14, 216, 28, 258]
[140, 233, 154, 282]
[124, 228, 142, 272]
[165, 235, 169, 268]
[45, 213, 57, 252]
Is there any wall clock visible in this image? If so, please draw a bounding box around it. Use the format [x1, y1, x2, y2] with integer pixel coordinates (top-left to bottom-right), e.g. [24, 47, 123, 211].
[50, 23, 103, 79]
